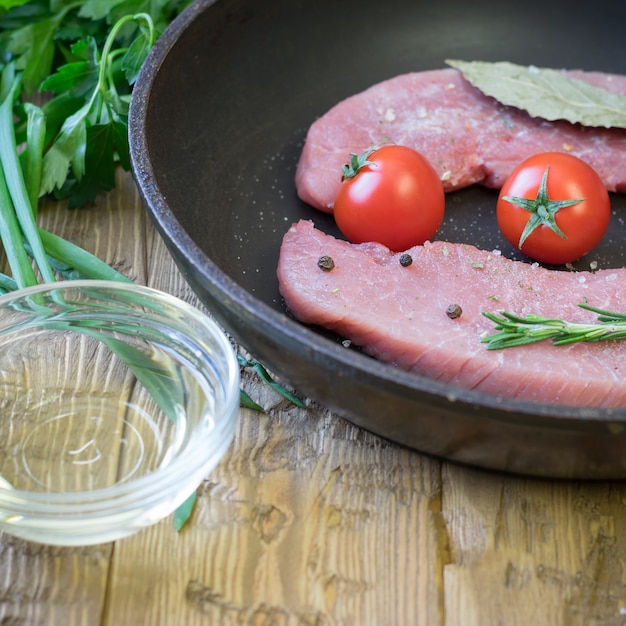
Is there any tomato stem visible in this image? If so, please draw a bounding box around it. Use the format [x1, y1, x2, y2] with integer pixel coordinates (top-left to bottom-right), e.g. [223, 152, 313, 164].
[502, 165, 584, 249]
[340, 147, 377, 180]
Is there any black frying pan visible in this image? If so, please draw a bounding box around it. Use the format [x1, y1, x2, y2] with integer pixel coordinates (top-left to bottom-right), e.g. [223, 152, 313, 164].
[129, 0, 626, 479]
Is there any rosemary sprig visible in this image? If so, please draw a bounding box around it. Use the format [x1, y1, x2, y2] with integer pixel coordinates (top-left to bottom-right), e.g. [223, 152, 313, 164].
[482, 304, 626, 349]
[237, 354, 306, 410]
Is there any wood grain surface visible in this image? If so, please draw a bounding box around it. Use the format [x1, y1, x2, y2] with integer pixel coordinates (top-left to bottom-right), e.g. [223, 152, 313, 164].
[1, 170, 626, 626]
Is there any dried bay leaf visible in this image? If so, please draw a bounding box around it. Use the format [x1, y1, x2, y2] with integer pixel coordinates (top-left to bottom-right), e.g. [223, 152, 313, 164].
[446, 59, 626, 129]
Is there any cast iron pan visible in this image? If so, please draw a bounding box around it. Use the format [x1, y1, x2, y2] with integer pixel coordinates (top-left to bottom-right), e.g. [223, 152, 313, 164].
[129, 0, 626, 479]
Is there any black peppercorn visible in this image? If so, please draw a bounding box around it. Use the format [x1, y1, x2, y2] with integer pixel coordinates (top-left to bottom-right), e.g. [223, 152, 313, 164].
[399, 253, 413, 267]
[446, 304, 462, 319]
[317, 255, 335, 271]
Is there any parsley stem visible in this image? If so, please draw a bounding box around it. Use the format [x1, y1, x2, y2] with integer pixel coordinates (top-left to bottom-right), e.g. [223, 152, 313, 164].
[97, 13, 155, 105]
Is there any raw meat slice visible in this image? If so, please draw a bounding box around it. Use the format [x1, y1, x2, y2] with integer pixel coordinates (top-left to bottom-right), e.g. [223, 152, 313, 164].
[277, 220, 626, 407]
[295, 68, 626, 213]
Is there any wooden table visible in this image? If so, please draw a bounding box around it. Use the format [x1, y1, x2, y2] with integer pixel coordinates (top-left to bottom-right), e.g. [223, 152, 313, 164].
[2, 168, 626, 626]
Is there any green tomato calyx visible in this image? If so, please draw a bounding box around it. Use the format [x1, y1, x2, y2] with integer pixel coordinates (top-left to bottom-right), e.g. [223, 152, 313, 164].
[503, 165, 584, 250]
[341, 147, 377, 181]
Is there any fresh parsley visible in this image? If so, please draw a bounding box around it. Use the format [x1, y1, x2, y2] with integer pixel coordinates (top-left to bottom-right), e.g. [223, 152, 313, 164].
[1, 0, 193, 207]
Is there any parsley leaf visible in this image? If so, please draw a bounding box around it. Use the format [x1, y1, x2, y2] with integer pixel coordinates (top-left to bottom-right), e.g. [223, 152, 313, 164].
[122, 20, 153, 84]
[37, 13, 156, 203]
[78, 0, 129, 22]
[63, 120, 119, 208]
[0, 0, 31, 8]
[40, 39, 100, 98]
[41, 102, 88, 195]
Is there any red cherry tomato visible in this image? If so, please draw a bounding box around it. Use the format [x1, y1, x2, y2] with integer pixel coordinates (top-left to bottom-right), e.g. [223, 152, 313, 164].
[333, 145, 445, 252]
[496, 152, 610, 265]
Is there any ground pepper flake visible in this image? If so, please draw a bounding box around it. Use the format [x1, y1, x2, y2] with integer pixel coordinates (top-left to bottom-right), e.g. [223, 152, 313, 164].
[446, 304, 463, 319]
[317, 255, 335, 271]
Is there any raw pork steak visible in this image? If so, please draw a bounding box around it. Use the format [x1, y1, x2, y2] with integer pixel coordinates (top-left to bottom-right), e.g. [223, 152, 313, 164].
[277, 220, 626, 407]
[296, 68, 626, 212]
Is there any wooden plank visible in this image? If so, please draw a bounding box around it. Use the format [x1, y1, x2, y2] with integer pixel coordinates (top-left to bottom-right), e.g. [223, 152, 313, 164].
[441, 463, 626, 625]
[0, 538, 112, 626]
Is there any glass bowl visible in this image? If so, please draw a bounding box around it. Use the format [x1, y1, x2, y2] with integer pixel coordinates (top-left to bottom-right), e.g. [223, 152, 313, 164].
[0, 280, 240, 546]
